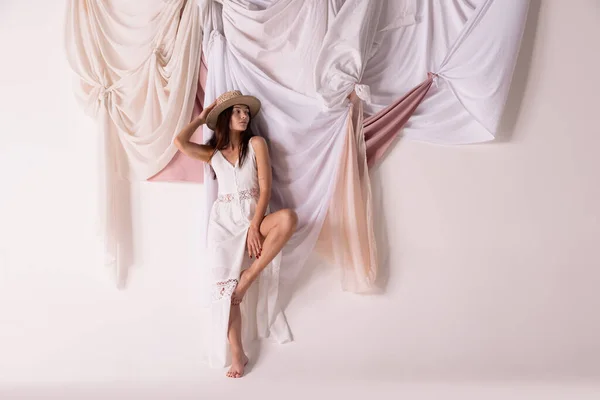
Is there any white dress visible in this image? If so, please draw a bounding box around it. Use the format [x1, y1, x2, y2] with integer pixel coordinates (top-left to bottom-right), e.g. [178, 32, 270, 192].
[207, 137, 292, 368]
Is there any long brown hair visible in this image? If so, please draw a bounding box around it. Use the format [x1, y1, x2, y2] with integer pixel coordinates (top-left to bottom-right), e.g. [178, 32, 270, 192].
[207, 106, 255, 179]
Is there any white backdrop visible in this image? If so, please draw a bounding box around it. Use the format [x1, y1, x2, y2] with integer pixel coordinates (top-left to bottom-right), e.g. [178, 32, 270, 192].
[0, 0, 599, 397]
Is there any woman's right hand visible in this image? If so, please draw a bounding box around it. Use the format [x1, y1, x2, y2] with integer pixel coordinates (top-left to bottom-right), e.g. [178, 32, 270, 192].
[246, 224, 263, 259]
[197, 100, 217, 124]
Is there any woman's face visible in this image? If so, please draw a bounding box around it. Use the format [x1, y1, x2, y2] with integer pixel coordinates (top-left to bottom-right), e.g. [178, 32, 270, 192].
[229, 104, 250, 132]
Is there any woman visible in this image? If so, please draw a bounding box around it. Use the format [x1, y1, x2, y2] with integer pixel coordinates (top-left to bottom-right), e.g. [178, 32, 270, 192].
[174, 90, 297, 378]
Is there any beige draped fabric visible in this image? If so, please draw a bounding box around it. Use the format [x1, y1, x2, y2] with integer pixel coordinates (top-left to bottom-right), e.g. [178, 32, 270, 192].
[65, 0, 202, 284]
[316, 93, 378, 293]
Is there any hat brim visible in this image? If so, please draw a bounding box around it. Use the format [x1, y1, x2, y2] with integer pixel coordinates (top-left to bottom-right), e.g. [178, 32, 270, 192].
[205, 95, 261, 130]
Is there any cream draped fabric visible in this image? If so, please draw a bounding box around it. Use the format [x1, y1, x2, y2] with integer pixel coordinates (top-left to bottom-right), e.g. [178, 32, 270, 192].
[65, 0, 202, 283]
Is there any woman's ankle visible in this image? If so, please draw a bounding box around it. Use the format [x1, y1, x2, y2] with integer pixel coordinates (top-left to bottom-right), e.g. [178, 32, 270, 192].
[231, 344, 244, 356]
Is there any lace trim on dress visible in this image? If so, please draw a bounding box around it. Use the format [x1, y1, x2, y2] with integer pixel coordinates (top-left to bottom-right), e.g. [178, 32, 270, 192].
[217, 187, 260, 203]
[213, 278, 238, 301]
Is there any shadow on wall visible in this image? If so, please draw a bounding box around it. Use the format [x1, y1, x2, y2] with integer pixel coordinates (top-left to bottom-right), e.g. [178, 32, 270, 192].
[496, 0, 542, 143]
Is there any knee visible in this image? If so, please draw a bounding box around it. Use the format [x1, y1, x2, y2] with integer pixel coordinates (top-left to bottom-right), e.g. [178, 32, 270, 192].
[280, 209, 298, 233]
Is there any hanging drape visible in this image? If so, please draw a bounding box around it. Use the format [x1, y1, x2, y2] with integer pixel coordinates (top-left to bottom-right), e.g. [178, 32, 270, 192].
[149, 52, 208, 183]
[316, 93, 377, 293]
[66, 0, 530, 293]
[65, 0, 202, 283]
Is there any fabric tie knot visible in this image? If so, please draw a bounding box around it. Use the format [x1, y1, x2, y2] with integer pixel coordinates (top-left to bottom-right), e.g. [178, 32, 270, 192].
[98, 86, 113, 101]
[428, 72, 440, 88]
[354, 83, 371, 104]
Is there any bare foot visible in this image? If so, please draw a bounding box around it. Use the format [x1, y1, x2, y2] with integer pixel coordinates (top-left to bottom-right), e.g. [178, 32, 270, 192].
[226, 353, 249, 378]
[231, 269, 252, 305]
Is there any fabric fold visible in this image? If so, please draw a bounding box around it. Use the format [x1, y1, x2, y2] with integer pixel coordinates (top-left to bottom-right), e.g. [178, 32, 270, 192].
[364, 74, 434, 167]
[314, 0, 384, 109]
[149, 52, 209, 183]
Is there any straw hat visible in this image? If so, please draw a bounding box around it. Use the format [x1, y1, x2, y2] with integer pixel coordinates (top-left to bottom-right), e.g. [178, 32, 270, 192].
[205, 90, 261, 130]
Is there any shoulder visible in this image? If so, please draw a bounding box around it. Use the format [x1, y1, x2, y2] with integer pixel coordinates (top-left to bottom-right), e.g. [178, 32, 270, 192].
[249, 136, 268, 152]
[249, 135, 266, 146]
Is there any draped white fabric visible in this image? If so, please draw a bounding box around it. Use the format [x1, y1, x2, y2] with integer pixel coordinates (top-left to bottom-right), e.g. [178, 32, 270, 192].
[220, 0, 330, 96]
[316, 0, 531, 144]
[65, 0, 202, 280]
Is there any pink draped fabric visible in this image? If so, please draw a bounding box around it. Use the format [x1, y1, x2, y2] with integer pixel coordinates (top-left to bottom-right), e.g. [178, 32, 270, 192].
[316, 94, 378, 292]
[148, 53, 209, 182]
[364, 73, 435, 167]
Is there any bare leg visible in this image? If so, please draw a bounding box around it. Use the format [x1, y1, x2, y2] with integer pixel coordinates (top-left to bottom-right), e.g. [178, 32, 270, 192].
[226, 301, 248, 378]
[232, 209, 297, 304]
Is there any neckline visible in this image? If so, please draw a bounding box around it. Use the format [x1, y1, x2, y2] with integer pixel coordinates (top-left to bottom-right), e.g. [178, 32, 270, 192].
[219, 150, 239, 169]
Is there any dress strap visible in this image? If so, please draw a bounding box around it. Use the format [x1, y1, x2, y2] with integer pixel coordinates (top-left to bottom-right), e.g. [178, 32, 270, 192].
[248, 136, 259, 160]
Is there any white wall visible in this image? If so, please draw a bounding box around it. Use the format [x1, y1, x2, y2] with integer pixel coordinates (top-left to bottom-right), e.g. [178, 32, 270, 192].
[1, 0, 599, 397]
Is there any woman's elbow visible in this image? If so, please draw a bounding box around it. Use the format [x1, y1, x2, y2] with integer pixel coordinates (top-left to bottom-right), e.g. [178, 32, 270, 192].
[174, 136, 184, 151]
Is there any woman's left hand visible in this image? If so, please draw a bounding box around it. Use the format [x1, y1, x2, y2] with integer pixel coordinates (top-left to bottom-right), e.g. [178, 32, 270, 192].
[247, 224, 263, 259]
[197, 100, 217, 125]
